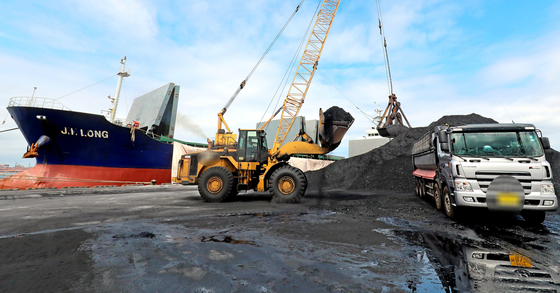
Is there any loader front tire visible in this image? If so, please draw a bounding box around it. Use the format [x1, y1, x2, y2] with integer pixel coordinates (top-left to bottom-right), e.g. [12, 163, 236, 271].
[198, 166, 234, 202]
[269, 165, 306, 203]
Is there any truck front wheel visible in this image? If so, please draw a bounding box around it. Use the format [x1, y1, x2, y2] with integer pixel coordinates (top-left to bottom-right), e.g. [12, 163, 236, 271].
[198, 166, 234, 202]
[433, 182, 443, 211]
[442, 186, 457, 219]
[521, 210, 546, 225]
[269, 165, 307, 203]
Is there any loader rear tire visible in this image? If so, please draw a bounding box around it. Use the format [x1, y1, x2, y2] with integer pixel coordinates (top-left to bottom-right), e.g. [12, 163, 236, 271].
[269, 165, 306, 203]
[198, 166, 234, 202]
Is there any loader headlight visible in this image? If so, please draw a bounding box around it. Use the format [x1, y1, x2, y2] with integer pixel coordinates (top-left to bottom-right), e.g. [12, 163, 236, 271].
[541, 184, 555, 195]
[456, 181, 473, 192]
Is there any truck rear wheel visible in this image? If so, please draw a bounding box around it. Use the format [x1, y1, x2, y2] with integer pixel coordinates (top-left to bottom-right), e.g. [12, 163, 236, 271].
[521, 210, 546, 225]
[419, 178, 426, 198]
[415, 178, 424, 198]
[198, 166, 234, 202]
[433, 182, 443, 211]
[442, 186, 457, 219]
[269, 165, 306, 203]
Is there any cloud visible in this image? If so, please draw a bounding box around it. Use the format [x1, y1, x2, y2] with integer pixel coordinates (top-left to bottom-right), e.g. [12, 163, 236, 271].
[73, 0, 158, 39]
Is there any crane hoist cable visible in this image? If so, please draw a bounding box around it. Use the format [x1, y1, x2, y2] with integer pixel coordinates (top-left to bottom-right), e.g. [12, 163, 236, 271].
[375, 0, 411, 138]
[316, 69, 377, 124]
[259, 0, 322, 131]
[221, 0, 306, 113]
[376, 0, 393, 96]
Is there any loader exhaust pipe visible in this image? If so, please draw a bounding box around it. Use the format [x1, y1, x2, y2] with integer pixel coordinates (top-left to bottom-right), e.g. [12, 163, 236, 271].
[318, 106, 354, 152]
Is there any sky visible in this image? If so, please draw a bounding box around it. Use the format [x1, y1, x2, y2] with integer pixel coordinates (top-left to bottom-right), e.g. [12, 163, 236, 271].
[1, 0, 559, 167]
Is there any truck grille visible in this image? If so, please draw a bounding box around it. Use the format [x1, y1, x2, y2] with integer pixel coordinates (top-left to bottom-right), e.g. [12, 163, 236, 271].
[494, 265, 552, 281]
[475, 171, 533, 195]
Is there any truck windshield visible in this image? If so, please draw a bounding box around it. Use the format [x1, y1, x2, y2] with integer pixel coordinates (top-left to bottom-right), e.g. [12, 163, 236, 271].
[450, 131, 543, 158]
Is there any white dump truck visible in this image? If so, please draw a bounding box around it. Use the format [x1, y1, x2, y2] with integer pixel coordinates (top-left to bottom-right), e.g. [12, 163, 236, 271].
[412, 123, 557, 224]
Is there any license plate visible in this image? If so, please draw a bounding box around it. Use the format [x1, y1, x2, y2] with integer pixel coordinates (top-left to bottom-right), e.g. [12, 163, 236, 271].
[497, 192, 521, 207]
[510, 254, 532, 268]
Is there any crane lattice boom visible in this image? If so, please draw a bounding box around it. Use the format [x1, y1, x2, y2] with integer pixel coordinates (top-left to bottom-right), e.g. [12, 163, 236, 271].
[272, 0, 340, 153]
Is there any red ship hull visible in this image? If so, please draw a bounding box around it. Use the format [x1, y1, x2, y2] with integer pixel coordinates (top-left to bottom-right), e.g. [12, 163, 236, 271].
[0, 164, 171, 190]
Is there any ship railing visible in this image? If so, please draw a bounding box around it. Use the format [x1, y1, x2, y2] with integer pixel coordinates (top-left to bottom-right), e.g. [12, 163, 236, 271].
[8, 97, 71, 110]
[111, 118, 126, 126]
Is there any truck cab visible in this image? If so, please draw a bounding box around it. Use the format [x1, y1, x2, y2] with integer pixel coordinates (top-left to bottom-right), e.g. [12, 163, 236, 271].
[412, 123, 557, 224]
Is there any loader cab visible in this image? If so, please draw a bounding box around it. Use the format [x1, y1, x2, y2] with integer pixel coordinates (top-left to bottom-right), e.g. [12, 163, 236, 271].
[237, 129, 268, 164]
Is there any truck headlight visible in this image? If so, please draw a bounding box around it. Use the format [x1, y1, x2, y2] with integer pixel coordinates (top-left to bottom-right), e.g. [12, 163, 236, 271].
[456, 181, 473, 192]
[468, 262, 486, 279]
[541, 184, 555, 195]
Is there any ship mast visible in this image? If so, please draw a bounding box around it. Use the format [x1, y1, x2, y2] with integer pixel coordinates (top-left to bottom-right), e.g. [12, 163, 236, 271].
[109, 56, 130, 123]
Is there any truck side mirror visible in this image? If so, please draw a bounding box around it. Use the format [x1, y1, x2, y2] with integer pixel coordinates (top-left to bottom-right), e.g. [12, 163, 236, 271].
[540, 137, 551, 149]
[438, 131, 448, 143]
[441, 142, 450, 152]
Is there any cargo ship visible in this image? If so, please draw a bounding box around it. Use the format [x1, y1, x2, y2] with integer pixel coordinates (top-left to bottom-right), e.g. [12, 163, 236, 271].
[1, 58, 204, 189]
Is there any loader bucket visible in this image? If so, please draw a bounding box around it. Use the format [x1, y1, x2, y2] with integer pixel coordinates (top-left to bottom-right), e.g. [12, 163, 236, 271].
[318, 106, 354, 152]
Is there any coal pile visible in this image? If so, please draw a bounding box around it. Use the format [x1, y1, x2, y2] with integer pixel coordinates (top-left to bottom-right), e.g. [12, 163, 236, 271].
[545, 149, 560, 193]
[319, 106, 354, 151]
[307, 114, 503, 193]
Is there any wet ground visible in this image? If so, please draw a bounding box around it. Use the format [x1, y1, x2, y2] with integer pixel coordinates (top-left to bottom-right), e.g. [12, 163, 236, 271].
[1, 185, 559, 292]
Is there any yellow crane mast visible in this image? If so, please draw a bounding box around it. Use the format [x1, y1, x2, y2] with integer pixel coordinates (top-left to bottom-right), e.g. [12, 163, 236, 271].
[271, 0, 340, 154]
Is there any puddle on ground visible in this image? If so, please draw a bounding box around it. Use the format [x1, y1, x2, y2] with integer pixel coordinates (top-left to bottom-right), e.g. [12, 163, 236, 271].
[81, 219, 408, 292]
[392, 229, 560, 292]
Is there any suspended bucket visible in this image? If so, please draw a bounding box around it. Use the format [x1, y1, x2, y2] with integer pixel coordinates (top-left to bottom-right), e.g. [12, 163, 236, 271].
[377, 124, 409, 138]
[377, 94, 411, 138]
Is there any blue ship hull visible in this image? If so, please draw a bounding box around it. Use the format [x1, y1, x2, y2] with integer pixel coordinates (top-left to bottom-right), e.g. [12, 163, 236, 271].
[1, 106, 175, 189]
[8, 106, 173, 169]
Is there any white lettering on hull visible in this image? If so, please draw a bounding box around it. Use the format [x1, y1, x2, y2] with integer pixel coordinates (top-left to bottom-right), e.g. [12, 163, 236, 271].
[61, 127, 109, 139]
